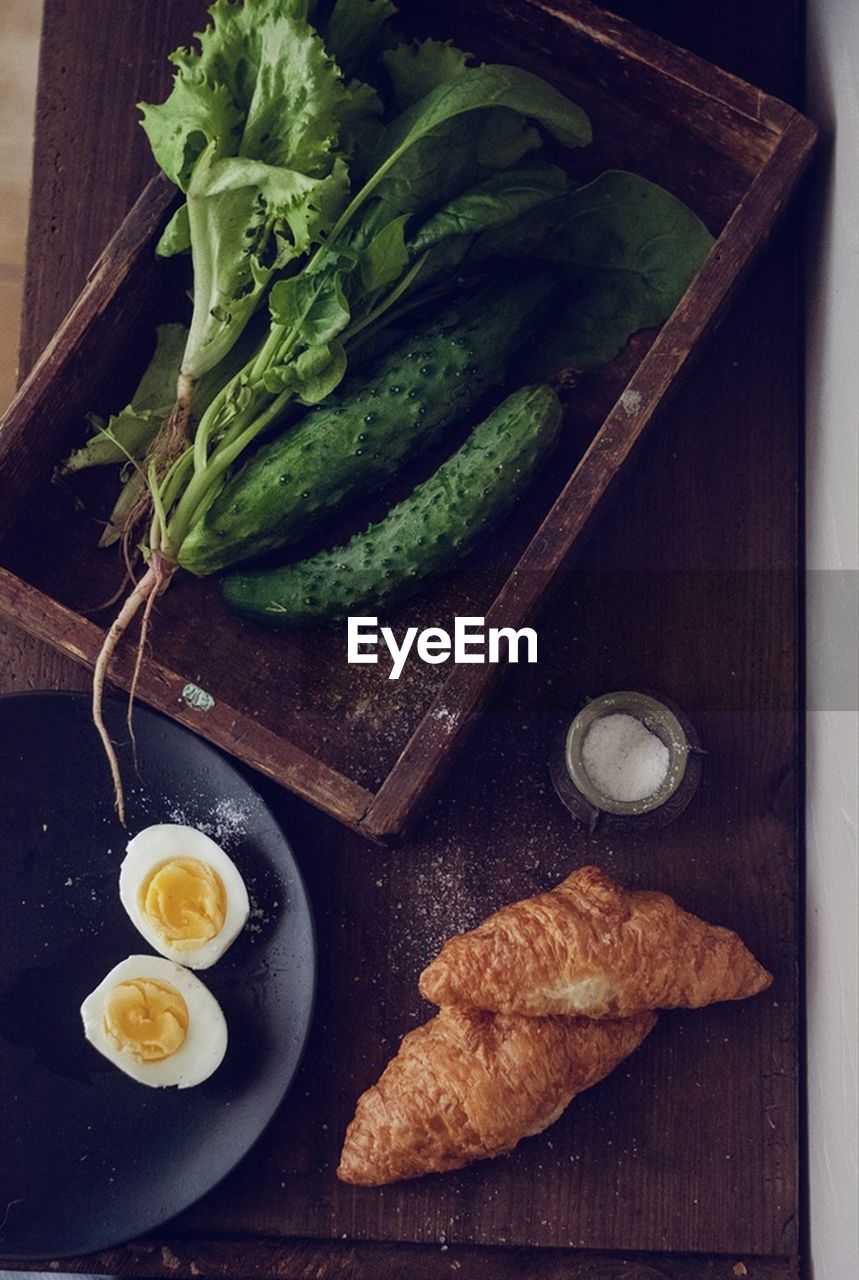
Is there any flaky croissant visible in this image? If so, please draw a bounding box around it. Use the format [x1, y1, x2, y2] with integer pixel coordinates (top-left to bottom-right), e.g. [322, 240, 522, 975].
[419, 865, 772, 1019]
[337, 1006, 655, 1185]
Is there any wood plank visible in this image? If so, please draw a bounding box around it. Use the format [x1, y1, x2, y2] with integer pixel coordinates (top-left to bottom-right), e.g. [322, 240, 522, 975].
[12, 1235, 799, 1280]
[0, 276, 24, 409]
[0, 0, 804, 1273]
[0, 0, 42, 417]
[18, 0, 201, 375]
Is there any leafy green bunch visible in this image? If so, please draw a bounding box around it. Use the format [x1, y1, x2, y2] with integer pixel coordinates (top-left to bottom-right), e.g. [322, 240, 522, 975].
[68, 0, 714, 824]
[69, 0, 711, 568]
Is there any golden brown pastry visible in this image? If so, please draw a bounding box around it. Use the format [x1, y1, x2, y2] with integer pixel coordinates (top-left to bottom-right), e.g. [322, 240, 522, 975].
[419, 865, 772, 1019]
[337, 1006, 655, 1185]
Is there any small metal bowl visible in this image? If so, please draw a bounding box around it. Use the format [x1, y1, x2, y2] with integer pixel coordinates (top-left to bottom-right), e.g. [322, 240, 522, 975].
[550, 690, 703, 832]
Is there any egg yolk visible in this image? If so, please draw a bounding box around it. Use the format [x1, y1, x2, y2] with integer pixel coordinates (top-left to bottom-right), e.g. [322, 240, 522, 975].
[103, 978, 189, 1062]
[139, 857, 227, 951]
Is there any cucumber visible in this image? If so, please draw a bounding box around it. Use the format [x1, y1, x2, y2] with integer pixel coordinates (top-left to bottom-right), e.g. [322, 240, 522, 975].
[178, 274, 554, 576]
[221, 384, 562, 627]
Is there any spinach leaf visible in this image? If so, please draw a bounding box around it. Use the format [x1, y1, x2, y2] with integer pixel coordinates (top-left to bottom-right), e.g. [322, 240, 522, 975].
[409, 161, 569, 252]
[363, 62, 591, 215]
[358, 213, 411, 293]
[292, 338, 348, 403]
[473, 170, 714, 371]
[337, 80, 386, 181]
[269, 271, 351, 345]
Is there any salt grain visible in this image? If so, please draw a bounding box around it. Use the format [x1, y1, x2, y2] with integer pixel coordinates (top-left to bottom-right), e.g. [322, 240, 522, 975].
[581, 712, 669, 803]
[165, 795, 253, 847]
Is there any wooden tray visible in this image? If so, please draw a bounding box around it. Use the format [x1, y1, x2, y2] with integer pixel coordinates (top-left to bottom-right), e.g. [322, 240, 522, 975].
[0, 0, 815, 843]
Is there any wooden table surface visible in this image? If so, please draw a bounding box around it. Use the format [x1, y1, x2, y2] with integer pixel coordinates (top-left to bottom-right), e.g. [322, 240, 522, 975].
[1, 1, 806, 1277]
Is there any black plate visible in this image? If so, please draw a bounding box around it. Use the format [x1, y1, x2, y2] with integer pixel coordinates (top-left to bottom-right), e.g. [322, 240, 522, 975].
[0, 692, 316, 1259]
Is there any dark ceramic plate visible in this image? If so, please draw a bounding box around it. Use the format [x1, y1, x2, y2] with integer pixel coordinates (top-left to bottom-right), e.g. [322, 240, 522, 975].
[0, 692, 316, 1259]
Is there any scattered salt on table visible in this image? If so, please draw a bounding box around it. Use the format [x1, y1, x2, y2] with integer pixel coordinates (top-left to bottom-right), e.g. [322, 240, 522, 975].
[581, 712, 669, 803]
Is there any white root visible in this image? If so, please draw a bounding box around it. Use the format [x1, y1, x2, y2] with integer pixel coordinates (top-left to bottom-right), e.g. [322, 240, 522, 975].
[125, 556, 165, 772]
[91, 559, 166, 825]
[91, 377, 195, 823]
[177, 369, 195, 408]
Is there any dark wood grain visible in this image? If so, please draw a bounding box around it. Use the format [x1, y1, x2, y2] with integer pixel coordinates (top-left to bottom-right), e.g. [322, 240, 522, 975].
[0, 176, 176, 542]
[0, 0, 805, 1276]
[23, 1234, 795, 1280]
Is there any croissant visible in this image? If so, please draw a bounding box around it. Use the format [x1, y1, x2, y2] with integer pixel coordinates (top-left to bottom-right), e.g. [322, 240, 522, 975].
[337, 1006, 655, 1185]
[419, 865, 772, 1019]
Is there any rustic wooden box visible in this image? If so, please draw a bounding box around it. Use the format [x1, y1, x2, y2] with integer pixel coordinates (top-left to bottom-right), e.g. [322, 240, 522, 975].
[0, 0, 815, 842]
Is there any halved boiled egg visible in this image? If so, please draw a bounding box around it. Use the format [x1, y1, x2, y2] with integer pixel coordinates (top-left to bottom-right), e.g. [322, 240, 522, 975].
[119, 824, 250, 969]
[80, 955, 227, 1088]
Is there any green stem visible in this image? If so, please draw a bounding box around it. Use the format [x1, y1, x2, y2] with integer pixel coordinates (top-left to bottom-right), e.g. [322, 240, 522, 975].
[166, 387, 295, 554]
[191, 346, 271, 476]
[192, 390, 227, 475]
[249, 322, 287, 383]
[160, 448, 196, 515]
[339, 253, 429, 344]
[148, 461, 168, 556]
[319, 151, 400, 257]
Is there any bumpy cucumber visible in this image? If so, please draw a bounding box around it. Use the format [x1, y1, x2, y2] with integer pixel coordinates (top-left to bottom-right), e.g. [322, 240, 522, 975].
[179, 275, 554, 576]
[221, 384, 562, 627]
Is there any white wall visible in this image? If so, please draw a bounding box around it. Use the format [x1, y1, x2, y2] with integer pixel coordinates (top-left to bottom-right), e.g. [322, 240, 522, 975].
[805, 2, 859, 1277]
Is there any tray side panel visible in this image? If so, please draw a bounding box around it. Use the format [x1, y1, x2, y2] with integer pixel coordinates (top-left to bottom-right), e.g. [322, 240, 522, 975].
[0, 178, 175, 540]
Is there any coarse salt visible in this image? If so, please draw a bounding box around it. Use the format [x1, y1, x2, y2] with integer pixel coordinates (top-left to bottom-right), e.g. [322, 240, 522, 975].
[581, 712, 669, 803]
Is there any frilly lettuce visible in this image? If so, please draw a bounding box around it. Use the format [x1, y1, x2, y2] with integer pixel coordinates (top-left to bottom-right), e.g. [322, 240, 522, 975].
[140, 0, 379, 381]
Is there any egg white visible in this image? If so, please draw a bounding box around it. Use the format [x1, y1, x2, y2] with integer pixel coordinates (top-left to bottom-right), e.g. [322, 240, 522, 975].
[119, 824, 250, 969]
[80, 955, 228, 1088]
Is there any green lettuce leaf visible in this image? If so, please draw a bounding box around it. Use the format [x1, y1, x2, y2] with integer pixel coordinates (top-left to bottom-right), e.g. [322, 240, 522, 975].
[156, 203, 192, 258]
[181, 146, 351, 377]
[325, 0, 397, 78]
[58, 325, 189, 475]
[141, 1, 312, 188]
[60, 316, 265, 480]
[139, 0, 361, 381]
[383, 37, 470, 110]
